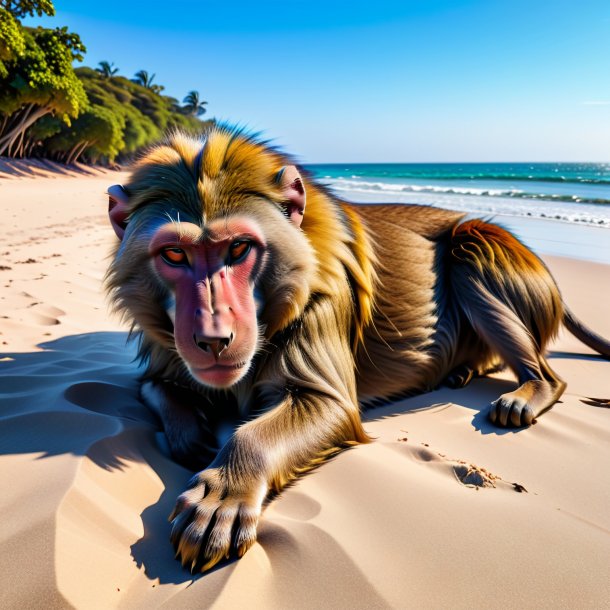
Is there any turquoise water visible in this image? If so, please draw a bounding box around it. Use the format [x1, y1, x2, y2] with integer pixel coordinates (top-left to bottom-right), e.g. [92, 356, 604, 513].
[305, 163, 610, 226]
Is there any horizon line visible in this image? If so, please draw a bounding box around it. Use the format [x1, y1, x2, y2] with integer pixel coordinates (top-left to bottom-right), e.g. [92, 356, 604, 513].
[303, 160, 610, 165]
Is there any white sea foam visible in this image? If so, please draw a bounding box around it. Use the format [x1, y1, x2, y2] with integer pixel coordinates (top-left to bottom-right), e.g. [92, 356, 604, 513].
[330, 178, 522, 197]
[323, 178, 610, 227]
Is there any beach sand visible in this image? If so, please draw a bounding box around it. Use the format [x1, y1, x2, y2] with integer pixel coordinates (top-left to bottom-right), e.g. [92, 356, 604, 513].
[1, 169, 609, 609]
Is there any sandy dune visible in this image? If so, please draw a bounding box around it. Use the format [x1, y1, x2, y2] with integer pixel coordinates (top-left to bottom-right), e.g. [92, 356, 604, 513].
[1, 170, 609, 609]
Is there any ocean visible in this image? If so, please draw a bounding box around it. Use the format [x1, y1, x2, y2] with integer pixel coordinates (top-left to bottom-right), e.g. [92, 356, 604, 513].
[305, 162, 610, 228]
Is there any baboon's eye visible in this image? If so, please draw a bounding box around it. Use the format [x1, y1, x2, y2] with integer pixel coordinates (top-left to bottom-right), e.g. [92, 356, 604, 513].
[228, 240, 251, 264]
[161, 247, 188, 266]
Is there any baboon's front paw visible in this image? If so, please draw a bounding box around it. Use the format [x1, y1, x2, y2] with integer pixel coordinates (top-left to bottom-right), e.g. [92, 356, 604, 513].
[169, 468, 265, 572]
[489, 393, 535, 427]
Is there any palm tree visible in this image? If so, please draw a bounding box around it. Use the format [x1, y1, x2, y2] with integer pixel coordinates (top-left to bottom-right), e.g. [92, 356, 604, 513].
[132, 70, 156, 89]
[96, 61, 119, 78]
[182, 90, 208, 117]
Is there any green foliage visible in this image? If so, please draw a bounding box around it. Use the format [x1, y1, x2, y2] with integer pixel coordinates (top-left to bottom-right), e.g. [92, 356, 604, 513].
[0, 8, 25, 77]
[96, 60, 118, 78]
[26, 112, 60, 139]
[0, 19, 87, 157]
[0, 25, 86, 117]
[182, 90, 207, 117]
[0, 3, 212, 163]
[132, 69, 155, 88]
[41, 67, 211, 163]
[45, 103, 125, 161]
[0, 0, 55, 19]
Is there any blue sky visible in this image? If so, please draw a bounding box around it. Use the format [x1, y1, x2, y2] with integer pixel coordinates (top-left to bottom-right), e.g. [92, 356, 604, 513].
[25, 1, 610, 162]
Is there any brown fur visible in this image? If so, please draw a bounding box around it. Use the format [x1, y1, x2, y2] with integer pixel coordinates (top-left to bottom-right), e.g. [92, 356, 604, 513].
[105, 126, 609, 572]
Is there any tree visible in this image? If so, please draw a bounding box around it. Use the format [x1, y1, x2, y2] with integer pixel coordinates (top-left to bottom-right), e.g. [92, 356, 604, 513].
[0, 7, 26, 78]
[0, 25, 87, 156]
[74, 67, 159, 159]
[39, 67, 211, 165]
[0, 0, 54, 19]
[19, 112, 60, 156]
[1, 0, 215, 164]
[132, 69, 155, 89]
[2, 42, 212, 163]
[95, 60, 118, 78]
[131, 69, 165, 94]
[182, 90, 207, 117]
[44, 103, 124, 164]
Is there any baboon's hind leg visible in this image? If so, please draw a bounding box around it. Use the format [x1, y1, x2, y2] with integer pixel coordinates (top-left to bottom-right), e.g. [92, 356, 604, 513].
[450, 220, 565, 427]
[458, 282, 565, 426]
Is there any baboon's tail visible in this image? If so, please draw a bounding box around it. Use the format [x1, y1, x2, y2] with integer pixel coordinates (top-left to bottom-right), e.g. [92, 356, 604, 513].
[563, 305, 610, 359]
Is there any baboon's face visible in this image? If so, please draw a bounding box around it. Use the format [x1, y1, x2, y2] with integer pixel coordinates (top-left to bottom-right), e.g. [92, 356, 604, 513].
[107, 151, 309, 390]
[149, 215, 267, 389]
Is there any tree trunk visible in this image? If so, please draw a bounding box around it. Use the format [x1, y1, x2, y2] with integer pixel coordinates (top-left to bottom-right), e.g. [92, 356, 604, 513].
[65, 140, 81, 165]
[12, 127, 27, 158]
[0, 115, 9, 137]
[71, 140, 92, 165]
[0, 107, 51, 156]
[23, 137, 36, 157]
[0, 104, 35, 140]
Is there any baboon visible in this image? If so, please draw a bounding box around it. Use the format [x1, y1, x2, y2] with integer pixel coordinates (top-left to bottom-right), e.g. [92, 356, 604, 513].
[106, 126, 610, 572]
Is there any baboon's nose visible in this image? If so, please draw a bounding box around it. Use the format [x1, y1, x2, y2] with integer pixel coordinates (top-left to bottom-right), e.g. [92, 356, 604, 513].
[193, 333, 233, 359]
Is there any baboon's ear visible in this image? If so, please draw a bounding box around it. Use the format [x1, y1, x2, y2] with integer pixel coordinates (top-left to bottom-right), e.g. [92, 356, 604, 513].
[108, 184, 130, 239]
[277, 166, 306, 228]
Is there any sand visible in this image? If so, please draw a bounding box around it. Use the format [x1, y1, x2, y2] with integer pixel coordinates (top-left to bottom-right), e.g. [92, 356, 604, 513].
[1, 168, 609, 609]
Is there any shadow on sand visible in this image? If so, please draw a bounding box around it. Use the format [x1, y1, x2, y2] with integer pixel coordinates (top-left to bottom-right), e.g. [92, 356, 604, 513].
[0, 157, 115, 179]
[0, 331, 574, 589]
